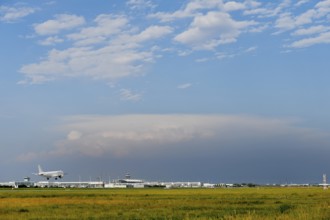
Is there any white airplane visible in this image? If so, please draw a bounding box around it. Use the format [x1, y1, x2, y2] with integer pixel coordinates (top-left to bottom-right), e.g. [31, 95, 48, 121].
[34, 165, 65, 180]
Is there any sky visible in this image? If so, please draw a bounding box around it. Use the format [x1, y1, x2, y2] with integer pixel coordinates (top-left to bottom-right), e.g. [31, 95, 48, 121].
[1, 0, 330, 184]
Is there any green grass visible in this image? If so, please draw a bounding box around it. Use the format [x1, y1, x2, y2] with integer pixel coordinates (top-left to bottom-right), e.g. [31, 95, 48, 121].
[0, 187, 329, 219]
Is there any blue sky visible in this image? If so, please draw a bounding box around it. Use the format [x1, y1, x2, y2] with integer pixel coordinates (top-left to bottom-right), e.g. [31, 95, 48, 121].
[1, 0, 330, 183]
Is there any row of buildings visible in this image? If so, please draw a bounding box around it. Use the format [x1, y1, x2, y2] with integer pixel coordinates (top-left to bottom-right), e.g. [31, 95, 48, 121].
[0, 175, 217, 189]
[2, 174, 326, 189]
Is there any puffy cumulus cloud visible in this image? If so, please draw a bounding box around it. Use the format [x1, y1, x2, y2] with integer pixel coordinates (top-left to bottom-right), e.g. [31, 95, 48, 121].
[174, 11, 256, 50]
[16, 1, 330, 84]
[19, 14, 173, 84]
[148, 0, 260, 50]
[18, 45, 153, 84]
[67, 15, 128, 46]
[34, 14, 85, 35]
[0, 5, 38, 22]
[17, 114, 330, 161]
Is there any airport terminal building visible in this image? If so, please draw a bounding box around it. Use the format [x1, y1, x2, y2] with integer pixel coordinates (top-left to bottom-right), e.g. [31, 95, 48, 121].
[0, 174, 215, 189]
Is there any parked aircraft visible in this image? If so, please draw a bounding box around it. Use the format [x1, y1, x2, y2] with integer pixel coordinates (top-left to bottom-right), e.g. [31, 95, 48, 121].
[34, 165, 65, 180]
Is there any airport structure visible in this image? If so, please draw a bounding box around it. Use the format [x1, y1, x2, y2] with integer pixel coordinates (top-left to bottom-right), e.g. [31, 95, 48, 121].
[0, 173, 216, 189]
[0, 173, 327, 189]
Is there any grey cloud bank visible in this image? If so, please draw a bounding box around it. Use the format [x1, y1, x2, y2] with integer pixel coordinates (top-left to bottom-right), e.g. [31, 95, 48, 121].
[14, 114, 330, 183]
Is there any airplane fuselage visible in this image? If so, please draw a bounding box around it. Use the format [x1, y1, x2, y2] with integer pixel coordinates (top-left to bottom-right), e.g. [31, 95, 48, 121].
[35, 165, 65, 180]
[38, 171, 64, 180]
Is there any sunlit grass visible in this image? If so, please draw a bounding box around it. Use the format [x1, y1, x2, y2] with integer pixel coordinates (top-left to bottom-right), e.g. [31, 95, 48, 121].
[0, 187, 329, 219]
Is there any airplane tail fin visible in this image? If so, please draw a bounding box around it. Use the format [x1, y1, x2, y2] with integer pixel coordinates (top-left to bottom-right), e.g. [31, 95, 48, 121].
[38, 165, 43, 173]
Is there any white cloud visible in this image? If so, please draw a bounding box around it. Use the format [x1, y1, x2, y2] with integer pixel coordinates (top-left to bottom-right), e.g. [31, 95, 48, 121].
[67, 130, 82, 140]
[262, 0, 330, 49]
[243, 1, 289, 18]
[149, 0, 223, 22]
[295, 9, 317, 26]
[224, 1, 246, 11]
[243, 7, 271, 17]
[174, 11, 256, 50]
[290, 31, 330, 48]
[274, 13, 296, 32]
[34, 14, 85, 35]
[177, 83, 192, 89]
[0, 5, 38, 22]
[67, 14, 128, 46]
[149, 0, 257, 23]
[134, 25, 173, 42]
[19, 45, 153, 84]
[292, 25, 330, 36]
[295, 0, 310, 7]
[316, 0, 330, 8]
[119, 89, 143, 102]
[270, 0, 330, 47]
[315, 0, 330, 17]
[275, 0, 330, 34]
[17, 0, 330, 85]
[126, 0, 156, 10]
[17, 114, 330, 160]
[244, 46, 257, 52]
[19, 14, 173, 84]
[38, 36, 64, 46]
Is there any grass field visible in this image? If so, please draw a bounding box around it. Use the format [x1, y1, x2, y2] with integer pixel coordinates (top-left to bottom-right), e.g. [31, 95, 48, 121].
[0, 187, 329, 219]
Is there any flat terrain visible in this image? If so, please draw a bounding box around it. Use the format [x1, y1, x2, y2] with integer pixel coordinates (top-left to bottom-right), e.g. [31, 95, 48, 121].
[0, 187, 329, 219]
